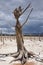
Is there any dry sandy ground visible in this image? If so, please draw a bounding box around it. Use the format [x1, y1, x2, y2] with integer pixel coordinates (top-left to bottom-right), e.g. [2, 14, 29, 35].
[0, 36, 43, 65]
[12, 62, 35, 65]
[12, 61, 43, 65]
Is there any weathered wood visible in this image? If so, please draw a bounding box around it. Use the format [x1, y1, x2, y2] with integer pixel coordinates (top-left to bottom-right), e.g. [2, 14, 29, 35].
[0, 51, 20, 58]
[20, 3, 31, 16]
[13, 3, 31, 19]
[21, 8, 33, 27]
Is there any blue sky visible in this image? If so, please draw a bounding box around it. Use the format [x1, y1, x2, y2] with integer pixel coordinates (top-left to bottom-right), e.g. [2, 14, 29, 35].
[0, 0, 43, 34]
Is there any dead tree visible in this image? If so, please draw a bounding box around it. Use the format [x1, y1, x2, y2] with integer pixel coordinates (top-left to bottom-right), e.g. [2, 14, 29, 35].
[10, 3, 43, 64]
[1, 30, 2, 42]
[10, 4, 35, 64]
[0, 3, 43, 65]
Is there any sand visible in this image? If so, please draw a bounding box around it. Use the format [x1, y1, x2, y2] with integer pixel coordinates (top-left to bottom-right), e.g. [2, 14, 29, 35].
[12, 61, 43, 65]
[0, 36, 43, 65]
[12, 62, 35, 65]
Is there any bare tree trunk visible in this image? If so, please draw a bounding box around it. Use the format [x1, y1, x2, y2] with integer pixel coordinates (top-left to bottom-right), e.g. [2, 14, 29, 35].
[10, 6, 34, 64]
[12, 20, 35, 64]
[15, 20, 24, 51]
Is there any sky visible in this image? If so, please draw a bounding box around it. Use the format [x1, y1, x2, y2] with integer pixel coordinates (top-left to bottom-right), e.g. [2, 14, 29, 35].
[0, 0, 43, 34]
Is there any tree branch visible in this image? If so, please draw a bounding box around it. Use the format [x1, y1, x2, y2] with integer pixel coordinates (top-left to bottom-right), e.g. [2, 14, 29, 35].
[21, 8, 33, 27]
[20, 3, 31, 16]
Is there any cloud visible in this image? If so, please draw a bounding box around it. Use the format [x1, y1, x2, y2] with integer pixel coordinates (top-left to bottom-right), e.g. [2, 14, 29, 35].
[0, 0, 43, 34]
[31, 11, 43, 19]
[0, 11, 14, 20]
